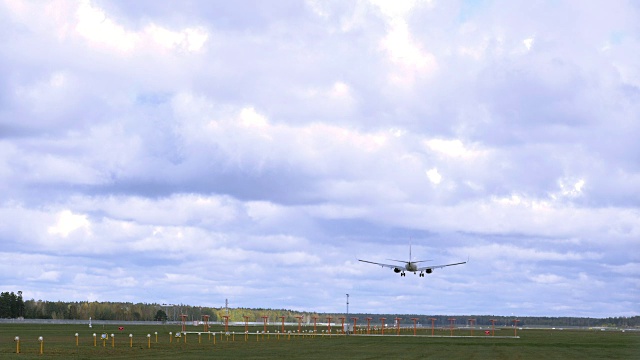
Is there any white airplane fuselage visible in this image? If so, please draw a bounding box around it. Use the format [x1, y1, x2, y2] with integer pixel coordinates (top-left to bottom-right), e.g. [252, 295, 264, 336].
[394, 262, 422, 274]
[404, 262, 418, 272]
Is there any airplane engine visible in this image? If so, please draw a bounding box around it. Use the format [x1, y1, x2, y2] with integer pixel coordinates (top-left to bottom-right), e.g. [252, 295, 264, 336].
[393, 268, 401, 273]
[425, 269, 433, 274]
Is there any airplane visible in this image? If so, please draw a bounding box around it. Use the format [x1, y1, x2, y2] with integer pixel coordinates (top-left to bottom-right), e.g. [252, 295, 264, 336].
[358, 246, 466, 277]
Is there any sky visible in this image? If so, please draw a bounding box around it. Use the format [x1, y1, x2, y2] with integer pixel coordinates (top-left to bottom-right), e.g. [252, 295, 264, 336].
[0, 0, 638, 318]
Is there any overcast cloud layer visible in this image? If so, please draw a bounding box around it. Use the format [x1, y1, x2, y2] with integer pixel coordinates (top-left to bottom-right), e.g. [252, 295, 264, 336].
[1, 0, 638, 318]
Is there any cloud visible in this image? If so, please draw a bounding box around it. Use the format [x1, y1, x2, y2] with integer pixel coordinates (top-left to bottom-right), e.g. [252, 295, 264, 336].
[523, 37, 534, 51]
[0, 0, 638, 317]
[30, 271, 62, 282]
[373, 0, 438, 85]
[425, 138, 486, 159]
[74, 0, 208, 53]
[75, 0, 137, 52]
[426, 168, 442, 185]
[47, 210, 91, 238]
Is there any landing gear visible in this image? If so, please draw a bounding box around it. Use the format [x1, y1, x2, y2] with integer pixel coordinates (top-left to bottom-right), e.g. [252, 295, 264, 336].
[400, 272, 406, 277]
[419, 273, 425, 277]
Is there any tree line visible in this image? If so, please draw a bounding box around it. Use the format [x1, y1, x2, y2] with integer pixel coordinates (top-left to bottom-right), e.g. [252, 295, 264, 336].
[0, 291, 25, 318]
[1, 291, 637, 328]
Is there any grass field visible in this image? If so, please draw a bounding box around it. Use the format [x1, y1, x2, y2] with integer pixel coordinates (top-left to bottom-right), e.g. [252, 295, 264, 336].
[2, 323, 638, 359]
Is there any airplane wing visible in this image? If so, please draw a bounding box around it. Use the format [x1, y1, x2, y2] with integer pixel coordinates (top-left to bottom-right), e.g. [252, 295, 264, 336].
[358, 259, 404, 269]
[416, 261, 466, 271]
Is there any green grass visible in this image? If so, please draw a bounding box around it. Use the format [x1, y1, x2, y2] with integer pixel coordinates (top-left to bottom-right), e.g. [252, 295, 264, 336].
[1, 323, 638, 359]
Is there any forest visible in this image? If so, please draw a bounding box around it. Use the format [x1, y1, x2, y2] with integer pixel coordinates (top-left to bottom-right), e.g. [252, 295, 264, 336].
[1, 290, 637, 328]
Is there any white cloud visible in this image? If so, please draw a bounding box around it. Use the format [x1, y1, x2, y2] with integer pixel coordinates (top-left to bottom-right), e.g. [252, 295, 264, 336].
[75, 0, 137, 52]
[380, 19, 437, 74]
[555, 177, 586, 198]
[462, 244, 601, 262]
[47, 210, 91, 238]
[425, 138, 485, 159]
[372, 0, 438, 85]
[529, 273, 565, 284]
[144, 24, 208, 52]
[370, 0, 434, 19]
[523, 37, 534, 51]
[329, 81, 352, 100]
[426, 168, 442, 185]
[239, 107, 269, 128]
[0, 0, 638, 317]
[66, 0, 210, 53]
[30, 271, 62, 282]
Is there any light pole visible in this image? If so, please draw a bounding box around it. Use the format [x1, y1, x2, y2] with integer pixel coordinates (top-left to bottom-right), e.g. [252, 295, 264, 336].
[346, 294, 350, 335]
[346, 294, 349, 315]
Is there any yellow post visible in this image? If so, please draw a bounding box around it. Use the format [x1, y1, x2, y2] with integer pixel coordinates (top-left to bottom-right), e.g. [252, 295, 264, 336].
[129, 334, 133, 348]
[147, 334, 151, 348]
[214, 332, 216, 345]
[111, 334, 115, 348]
[198, 333, 202, 344]
[184, 332, 187, 343]
[93, 333, 97, 347]
[39, 336, 44, 355]
[14, 336, 19, 354]
[155, 332, 158, 343]
[169, 332, 173, 343]
[75, 333, 78, 346]
[233, 332, 235, 341]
